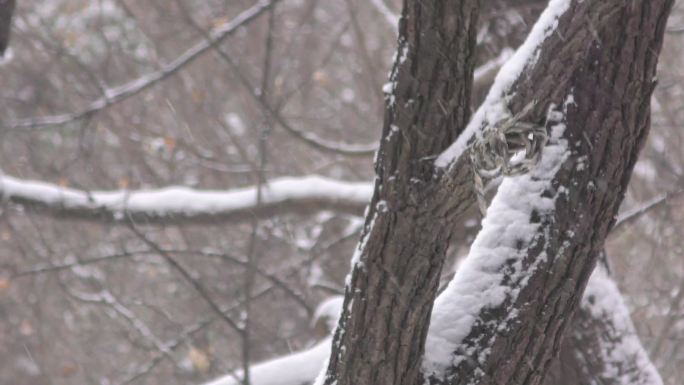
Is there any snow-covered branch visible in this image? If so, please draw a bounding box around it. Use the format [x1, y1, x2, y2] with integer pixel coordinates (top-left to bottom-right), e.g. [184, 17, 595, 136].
[202, 264, 664, 385]
[0, 174, 372, 223]
[551, 265, 664, 385]
[425, 96, 573, 379]
[3, 0, 279, 130]
[435, 0, 571, 170]
[423, 0, 673, 383]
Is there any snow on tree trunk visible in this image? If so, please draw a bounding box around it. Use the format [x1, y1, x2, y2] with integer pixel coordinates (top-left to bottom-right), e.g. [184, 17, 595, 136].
[202, 263, 663, 385]
[545, 263, 663, 385]
[200, 0, 675, 384]
[424, 0, 673, 384]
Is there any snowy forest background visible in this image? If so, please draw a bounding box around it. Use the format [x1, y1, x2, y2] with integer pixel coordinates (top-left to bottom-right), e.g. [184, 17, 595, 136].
[0, 0, 683, 384]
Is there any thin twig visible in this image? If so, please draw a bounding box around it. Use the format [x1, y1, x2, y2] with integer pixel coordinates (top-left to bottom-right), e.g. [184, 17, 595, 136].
[174, 1, 376, 157]
[369, 0, 399, 30]
[3, 0, 280, 131]
[613, 188, 684, 233]
[12, 246, 314, 316]
[126, 221, 244, 335]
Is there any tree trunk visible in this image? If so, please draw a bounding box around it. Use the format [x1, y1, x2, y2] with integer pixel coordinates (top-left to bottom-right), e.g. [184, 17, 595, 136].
[425, 1, 673, 384]
[320, 1, 481, 385]
[321, 0, 673, 385]
[203, 1, 672, 384]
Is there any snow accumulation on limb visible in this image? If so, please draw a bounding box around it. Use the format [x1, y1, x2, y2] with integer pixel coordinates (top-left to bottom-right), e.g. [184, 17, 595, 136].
[423, 0, 673, 382]
[434, 0, 572, 171]
[568, 265, 664, 385]
[203, 297, 345, 385]
[424, 1, 574, 372]
[3, 0, 279, 130]
[0, 174, 372, 222]
[424, 96, 573, 378]
[198, 260, 661, 385]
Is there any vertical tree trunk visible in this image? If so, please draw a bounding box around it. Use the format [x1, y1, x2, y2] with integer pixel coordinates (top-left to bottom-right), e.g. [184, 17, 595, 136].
[321, 1, 481, 385]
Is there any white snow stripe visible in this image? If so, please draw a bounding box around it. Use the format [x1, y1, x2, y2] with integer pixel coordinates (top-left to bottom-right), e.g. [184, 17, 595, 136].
[0, 175, 373, 219]
[435, 0, 572, 169]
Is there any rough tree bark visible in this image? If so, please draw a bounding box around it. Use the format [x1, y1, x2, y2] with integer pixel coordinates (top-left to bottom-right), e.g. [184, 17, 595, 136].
[471, 3, 665, 384]
[200, 2, 670, 385]
[321, 1, 673, 385]
[425, 1, 673, 384]
[320, 1, 481, 385]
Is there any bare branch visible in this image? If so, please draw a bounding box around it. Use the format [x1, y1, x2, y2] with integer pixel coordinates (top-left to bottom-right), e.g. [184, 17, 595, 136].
[369, 0, 399, 31]
[65, 287, 174, 361]
[13, 248, 312, 317]
[173, 3, 378, 157]
[2, 0, 280, 131]
[613, 188, 684, 233]
[122, 283, 281, 385]
[121, 317, 215, 385]
[127, 222, 244, 335]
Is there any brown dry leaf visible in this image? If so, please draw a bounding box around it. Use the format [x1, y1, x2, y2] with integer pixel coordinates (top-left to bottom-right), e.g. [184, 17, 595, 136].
[146, 266, 158, 279]
[312, 70, 329, 87]
[57, 177, 69, 187]
[118, 177, 130, 189]
[274, 76, 285, 95]
[64, 31, 79, 47]
[210, 16, 230, 29]
[61, 2, 88, 15]
[164, 136, 177, 152]
[61, 363, 78, 377]
[188, 346, 211, 373]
